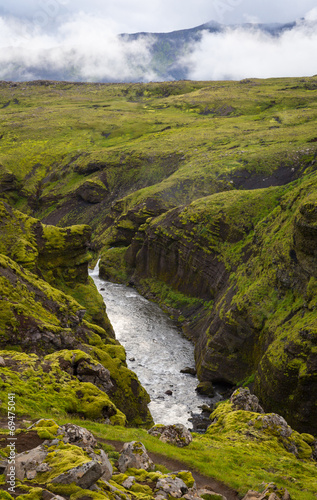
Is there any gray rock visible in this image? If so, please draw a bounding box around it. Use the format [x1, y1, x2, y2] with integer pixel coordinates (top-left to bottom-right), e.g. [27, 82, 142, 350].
[253, 414, 293, 438]
[60, 423, 98, 451]
[7, 444, 48, 481]
[122, 476, 135, 489]
[51, 460, 103, 489]
[180, 367, 196, 376]
[156, 476, 188, 498]
[230, 388, 264, 413]
[148, 424, 192, 447]
[242, 483, 291, 500]
[0, 356, 6, 367]
[90, 449, 113, 481]
[76, 359, 113, 394]
[197, 488, 227, 500]
[118, 441, 155, 473]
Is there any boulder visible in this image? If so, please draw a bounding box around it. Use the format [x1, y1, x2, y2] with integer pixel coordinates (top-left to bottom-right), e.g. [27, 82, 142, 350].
[60, 423, 98, 451]
[197, 489, 227, 500]
[7, 444, 48, 481]
[242, 483, 291, 500]
[117, 441, 155, 473]
[91, 449, 113, 481]
[230, 388, 264, 413]
[196, 382, 215, 397]
[148, 424, 192, 447]
[122, 476, 135, 489]
[156, 476, 188, 498]
[51, 460, 103, 489]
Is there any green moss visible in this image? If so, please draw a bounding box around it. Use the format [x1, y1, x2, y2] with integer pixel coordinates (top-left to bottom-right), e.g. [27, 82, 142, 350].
[16, 488, 43, 500]
[32, 419, 60, 440]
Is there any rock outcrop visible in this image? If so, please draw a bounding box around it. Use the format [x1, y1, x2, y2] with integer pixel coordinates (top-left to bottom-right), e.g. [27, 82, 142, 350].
[118, 441, 155, 473]
[148, 424, 193, 447]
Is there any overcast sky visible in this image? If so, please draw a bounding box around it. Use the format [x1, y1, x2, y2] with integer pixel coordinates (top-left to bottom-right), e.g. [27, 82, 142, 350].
[0, 0, 317, 33]
[0, 1, 316, 82]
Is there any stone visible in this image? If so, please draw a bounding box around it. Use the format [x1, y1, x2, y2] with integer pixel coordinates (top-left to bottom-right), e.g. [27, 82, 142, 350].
[76, 359, 113, 394]
[196, 382, 215, 397]
[242, 483, 291, 500]
[0, 356, 6, 367]
[117, 441, 155, 473]
[76, 180, 108, 204]
[60, 423, 98, 451]
[197, 489, 227, 500]
[8, 444, 48, 481]
[148, 424, 193, 447]
[180, 367, 197, 376]
[230, 388, 264, 413]
[90, 449, 113, 481]
[156, 476, 188, 498]
[51, 460, 103, 489]
[122, 476, 135, 489]
[253, 414, 292, 438]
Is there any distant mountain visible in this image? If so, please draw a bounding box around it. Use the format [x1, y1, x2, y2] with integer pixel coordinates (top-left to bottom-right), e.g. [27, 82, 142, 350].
[120, 20, 297, 80]
[2, 18, 314, 83]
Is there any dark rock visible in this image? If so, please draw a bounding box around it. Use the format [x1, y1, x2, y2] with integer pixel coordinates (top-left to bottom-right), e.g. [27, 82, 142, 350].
[76, 180, 108, 204]
[196, 381, 215, 397]
[180, 367, 197, 376]
[165, 390, 173, 395]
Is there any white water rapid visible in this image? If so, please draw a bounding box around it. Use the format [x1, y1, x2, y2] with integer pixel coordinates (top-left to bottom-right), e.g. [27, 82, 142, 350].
[90, 263, 221, 429]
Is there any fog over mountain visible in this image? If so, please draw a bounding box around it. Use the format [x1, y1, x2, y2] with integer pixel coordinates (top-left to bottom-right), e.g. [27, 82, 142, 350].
[0, 11, 316, 82]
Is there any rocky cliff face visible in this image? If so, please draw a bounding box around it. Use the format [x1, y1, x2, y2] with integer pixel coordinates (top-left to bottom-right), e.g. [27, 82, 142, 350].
[0, 201, 153, 427]
[102, 173, 317, 434]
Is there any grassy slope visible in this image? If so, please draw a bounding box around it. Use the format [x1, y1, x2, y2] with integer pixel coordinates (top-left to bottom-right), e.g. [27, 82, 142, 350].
[0, 78, 317, 230]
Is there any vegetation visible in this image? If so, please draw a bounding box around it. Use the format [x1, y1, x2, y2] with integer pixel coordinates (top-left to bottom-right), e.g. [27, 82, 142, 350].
[0, 77, 317, 498]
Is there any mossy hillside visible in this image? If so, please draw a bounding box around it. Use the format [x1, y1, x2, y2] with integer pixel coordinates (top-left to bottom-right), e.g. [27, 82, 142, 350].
[0, 204, 153, 426]
[111, 170, 317, 433]
[90, 345, 153, 428]
[0, 78, 316, 235]
[0, 200, 114, 338]
[0, 252, 88, 349]
[0, 350, 125, 423]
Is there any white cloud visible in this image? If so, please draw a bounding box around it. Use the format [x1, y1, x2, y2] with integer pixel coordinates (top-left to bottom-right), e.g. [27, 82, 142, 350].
[181, 22, 317, 80]
[0, 13, 158, 82]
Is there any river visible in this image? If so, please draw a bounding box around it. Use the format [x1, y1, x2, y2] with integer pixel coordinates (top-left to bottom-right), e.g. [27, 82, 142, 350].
[90, 265, 220, 429]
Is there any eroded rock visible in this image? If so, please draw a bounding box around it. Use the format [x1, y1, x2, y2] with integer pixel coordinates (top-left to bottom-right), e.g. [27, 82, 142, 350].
[117, 441, 155, 473]
[148, 424, 192, 447]
[242, 483, 291, 500]
[156, 476, 188, 498]
[51, 460, 103, 489]
[230, 388, 264, 413]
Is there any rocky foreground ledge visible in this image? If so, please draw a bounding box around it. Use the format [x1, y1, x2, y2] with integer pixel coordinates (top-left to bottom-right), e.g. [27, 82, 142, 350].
[0, 418, 292, 500]
[0, 389, 316, 500]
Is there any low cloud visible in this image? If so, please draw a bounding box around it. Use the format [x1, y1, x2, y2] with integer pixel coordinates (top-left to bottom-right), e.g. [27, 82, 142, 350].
[0, 12, 316, 82]
[181, 20, 317, 80]
[0, 13, 158, 82]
